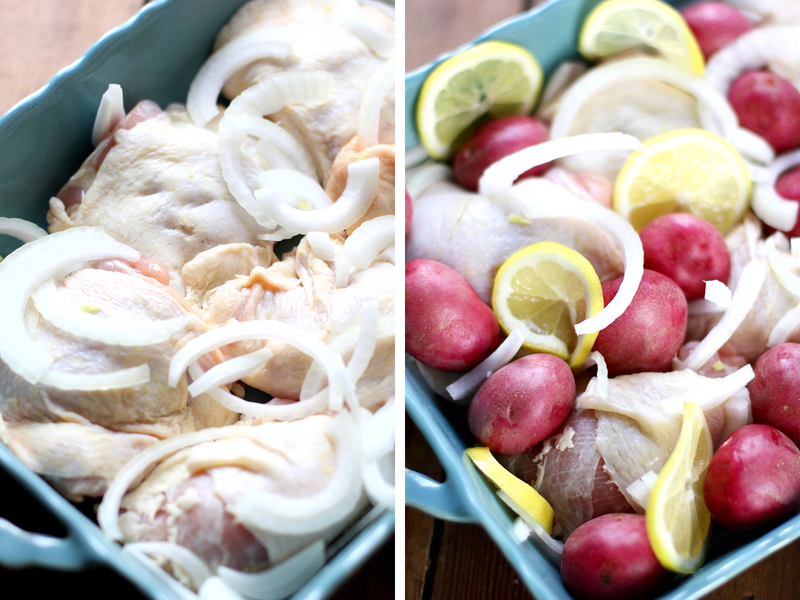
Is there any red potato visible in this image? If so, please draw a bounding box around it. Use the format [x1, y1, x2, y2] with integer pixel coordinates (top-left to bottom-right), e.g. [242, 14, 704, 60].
[681, 2, 753, 60]
[406, 259, 501, 371]
[592, 270, 688, 377]
[748, 343, 800, 447]
[729, 70, 800, 153]
[561, 513, 669, 600]
[704, 424, 800, 531]
[640, 213, 731, 300]
[452, 116, 552, 191]
[405, 188, 413, 235]
[467, 354, 575, 454]
[770, 166, 800, 238]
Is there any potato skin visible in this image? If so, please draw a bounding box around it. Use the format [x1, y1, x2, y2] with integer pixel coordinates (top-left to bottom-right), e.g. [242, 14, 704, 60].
[467, 354, 575, 454]
[592, 270, 688, 377]
[749, 343, 800, 447]
[704, 424, 800, 531]
[729, 70, 800, 153]
[405, 259, 501, 371]
[681, 2, 753, 60]
[561, 514, 669, 600]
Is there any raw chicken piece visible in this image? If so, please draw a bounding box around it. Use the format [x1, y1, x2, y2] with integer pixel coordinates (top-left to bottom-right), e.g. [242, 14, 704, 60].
[0, 266, 238, 501]
[728, 0, 800, 25]
[406, 180, 624, 304]
[557, 77, 700, 181]
[119, 415, 361, 572]
[326, 137, 395, 233]
[500, 410, 633, 538]
[215, 0, 395, 183]
[687, 214, 800, 361]
[47, 105, 270, 293]
[193, 235, 395, 402]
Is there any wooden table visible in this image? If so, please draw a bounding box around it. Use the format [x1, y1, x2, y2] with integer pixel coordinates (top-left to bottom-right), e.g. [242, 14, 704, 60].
[404, 1, 800, 599]
[0, 1, 392, 597]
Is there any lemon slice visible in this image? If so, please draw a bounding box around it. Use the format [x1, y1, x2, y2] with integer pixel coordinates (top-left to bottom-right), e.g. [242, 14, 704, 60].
[579, 0, 705, 76]
[492, 241, 603, 369]
[466, 446, 554, 534]
[613, 128, 751, 234]
[646, 401, 712, 574]
[416, 41, 543, 160]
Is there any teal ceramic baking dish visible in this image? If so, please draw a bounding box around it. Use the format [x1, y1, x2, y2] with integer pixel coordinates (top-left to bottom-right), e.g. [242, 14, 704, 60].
[0, 0, 394, 597]
[404, 0, 800, 598]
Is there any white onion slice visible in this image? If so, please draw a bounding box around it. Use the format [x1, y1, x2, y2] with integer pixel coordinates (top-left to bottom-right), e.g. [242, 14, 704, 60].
[169, 320, 357, 412]
[478, 133, 644, 196]
[404, 144, 429, 170]
[358, 58, 394, 150]
[704, 280, 733, 308]
[342, 214, 394, 269]
[362, 455, 394, 507]
[0, 227, 138, 385]
[91, 84, 125, 147]
[681, 261, 767, 371]
[550, 57, 774, 165]
[255, 158, 379, 234]
[335, 253, 352, 288]
[768, 303, 800, 346]
[256, 168, 333, 214]
[187, 29, 296, 127]
[582, 351, 608, 399]
[793, 238, 800, 259]
[231, 411, 362, 535]
[517, 190, 644, 335]
[187, 348, 273, 398]
[537, 60, 587, 113]
[126, 541, 212, 590]
[751, 148, 800, 231]
[0, 217, 48, 243]
[223, 114, 317, 180]
[361, 396, 395, 460]
[721, 391, 752, 441]
[446, 329, 525, 403]
[766, 232, 800, 297]
[660, 365, 755, 415]
[335, 0, 394, 58]
[405, 161, 451, 200]
[497, 490, 564, 566]
[226, 71, 334, 120]
[346, 299, 379, 384]
[625, 470, 658, 511]
[217, 541, 325, 600]
[704, 26, 800, 95]
[306, 231, 335, 261]
[31, 279, 190, 347]
[39, 364, 149, 391]
[198, 577, 247, 600]
[377, 245, 395, 264]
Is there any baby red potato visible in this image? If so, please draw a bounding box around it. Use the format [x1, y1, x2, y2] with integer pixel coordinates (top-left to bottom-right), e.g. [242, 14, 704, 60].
[748, 343, 800, 447]
[729, 70, 800, 153]
[681, 2, 753, 60]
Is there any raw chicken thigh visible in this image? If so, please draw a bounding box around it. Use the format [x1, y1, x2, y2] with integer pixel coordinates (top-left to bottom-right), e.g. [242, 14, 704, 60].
[0, 265, 237, 500]
[406, 179, 624, 303]
[215, 0, 395, 183]
[47, 103, 271, 293]
[185, 235, 395, 402]
[118, 415, 361, 572]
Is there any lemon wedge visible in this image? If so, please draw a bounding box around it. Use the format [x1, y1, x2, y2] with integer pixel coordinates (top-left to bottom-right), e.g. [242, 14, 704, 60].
[613, 128, 751, 234]
[492, 241, 604, 369]
[466, 446, 554, 534]
[416, 41, 543, 161]
[579, 0, 705, 76]
[646, 401, 712, 574]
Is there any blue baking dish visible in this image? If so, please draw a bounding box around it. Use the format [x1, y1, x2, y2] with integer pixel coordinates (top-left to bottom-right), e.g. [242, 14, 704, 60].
[0, 0, 394, 597]
[404, 0, 800, 598]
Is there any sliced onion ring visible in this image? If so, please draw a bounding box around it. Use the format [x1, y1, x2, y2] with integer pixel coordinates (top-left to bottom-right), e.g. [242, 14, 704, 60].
[187, 347, 273, 398]
[126, 542, 212, 590]
[0, 217, 48, 243]
[478, 132, 645, 196]
[255, 158, 379, 234]
[32, 278, 190, 347]
[681, 260, 766, 372]
[765, 232, 800, 296]
[0, 227, 138, 385]
[187, 29, 296, 127]
[446, 329, 525, 403]
[169, 320, 357, 412]
[515, 184, 644, 335]
[334, 0, 394, 58]
[342, 214, 394, 269]
[751, 148, 800, 231]
[306, 232, 335, 261]
[92, 84, 125, 147]
[358, 58, 394, 150]
[660, 365, 755, 415]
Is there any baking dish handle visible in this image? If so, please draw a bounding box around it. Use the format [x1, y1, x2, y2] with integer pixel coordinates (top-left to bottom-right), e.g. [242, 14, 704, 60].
[405, 468, 475, 523]
[0, 515, 99, 570]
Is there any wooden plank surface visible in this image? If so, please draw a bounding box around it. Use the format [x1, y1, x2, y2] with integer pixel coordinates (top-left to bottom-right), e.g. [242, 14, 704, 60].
[0, 1, 392, 597]
[403, 0, 800, 599]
